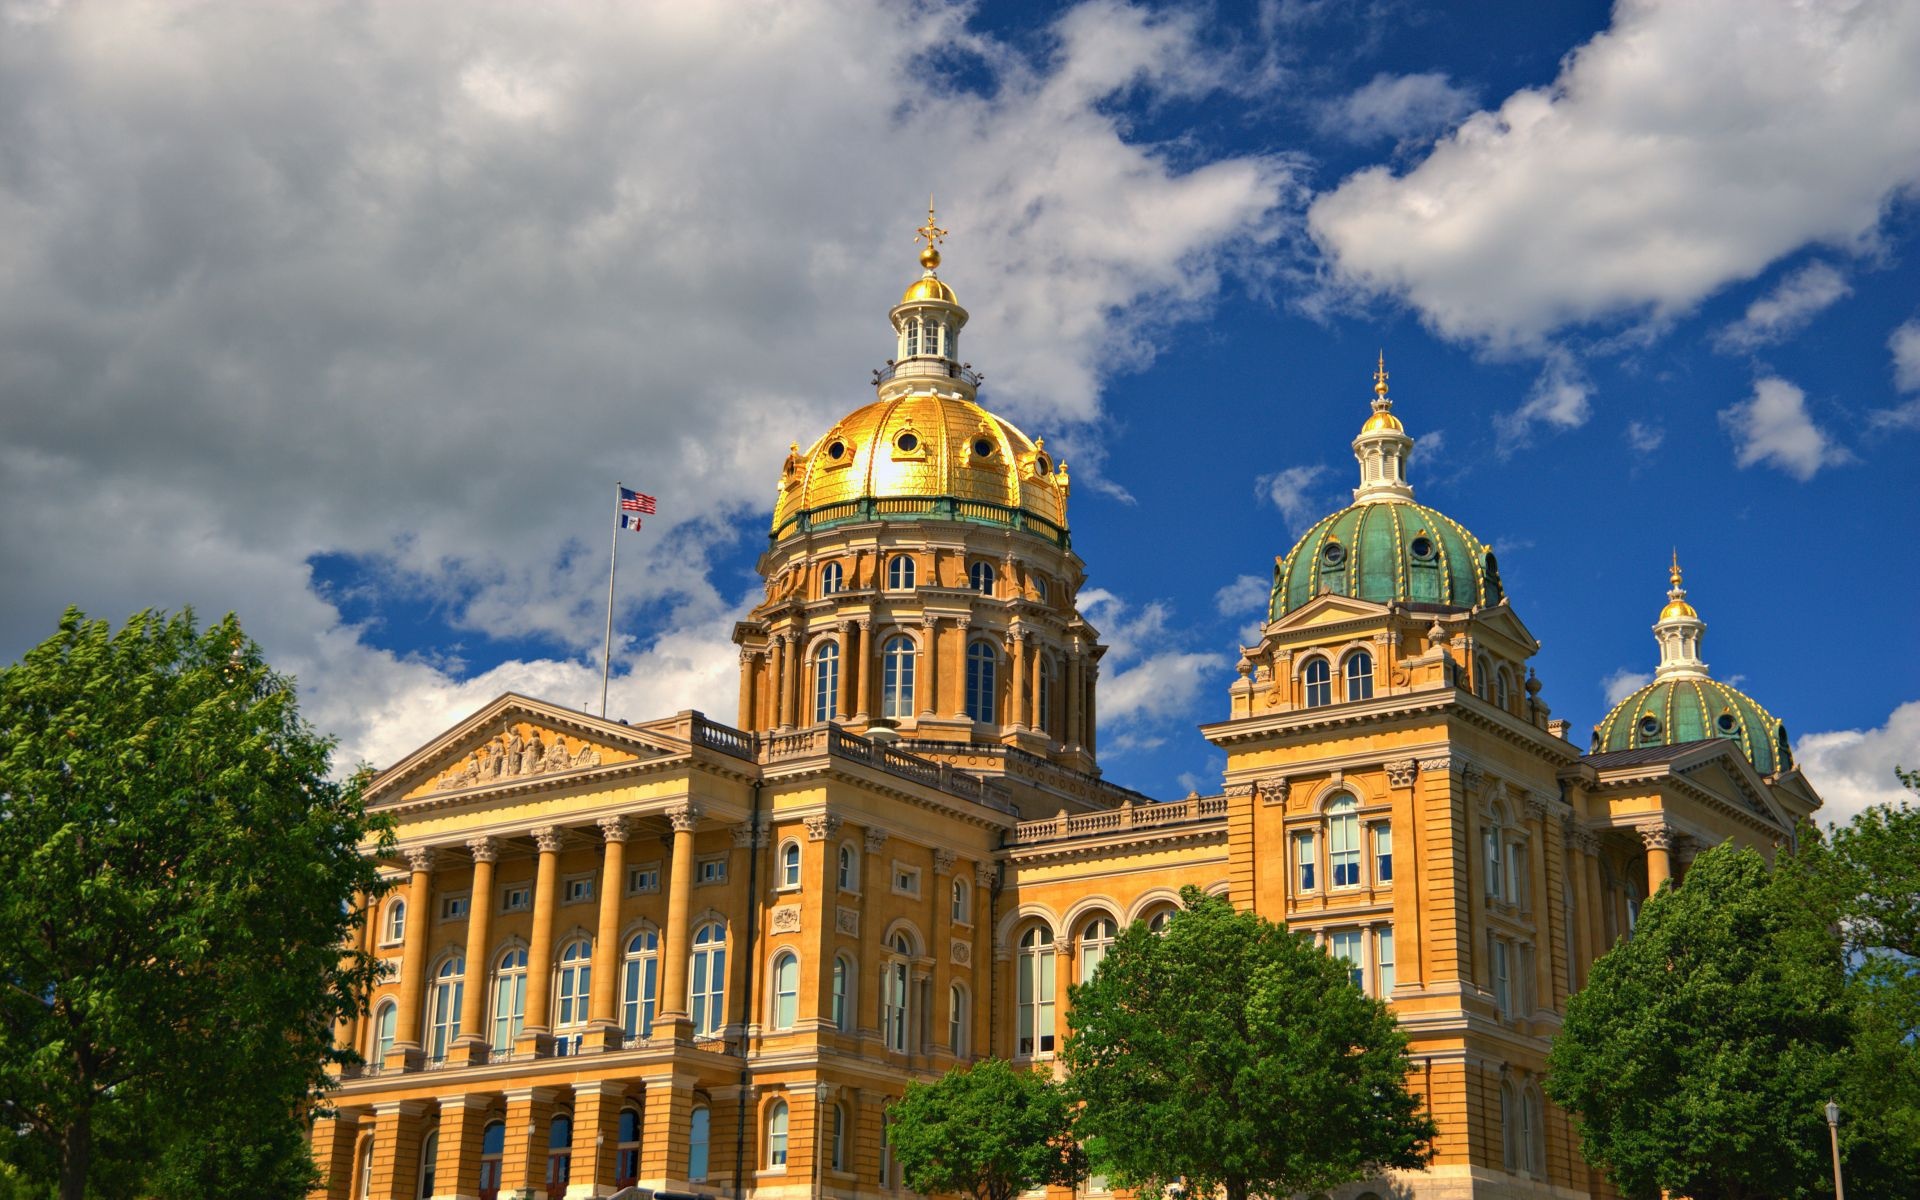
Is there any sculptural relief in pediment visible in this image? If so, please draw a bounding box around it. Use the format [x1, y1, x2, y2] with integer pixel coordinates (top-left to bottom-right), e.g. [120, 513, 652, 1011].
[406, 720, 637, 799]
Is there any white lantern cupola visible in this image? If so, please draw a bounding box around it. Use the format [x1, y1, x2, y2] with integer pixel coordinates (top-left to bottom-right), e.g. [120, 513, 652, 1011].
[1653, 551, 1709, 680]
[1352, 352, 1416, 504]
[879, 200, 977, 404]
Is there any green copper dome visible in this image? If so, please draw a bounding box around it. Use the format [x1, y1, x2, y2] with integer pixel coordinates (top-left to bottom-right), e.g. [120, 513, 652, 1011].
[1592, 678, 1792, 775]
[1269, 500, 1504, 619]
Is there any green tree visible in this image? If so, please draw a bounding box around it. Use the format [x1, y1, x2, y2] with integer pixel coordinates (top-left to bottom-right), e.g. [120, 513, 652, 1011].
[1547, 843, 1852, 1200]
[0, 608, 391, 1200]
[1063, 887, 1435, 1200]
[887, 1058, 1082, 1200]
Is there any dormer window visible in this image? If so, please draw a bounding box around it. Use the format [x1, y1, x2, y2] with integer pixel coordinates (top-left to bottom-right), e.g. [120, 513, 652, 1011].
[1638, 714, 1661, 740]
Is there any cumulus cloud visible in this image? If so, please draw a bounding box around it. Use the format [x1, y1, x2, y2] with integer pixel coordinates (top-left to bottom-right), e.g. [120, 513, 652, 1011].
[1873, 319, 1920, 429]
[1320, 72, 1477, 144]
[1255, 464, 1333, 532]
[1625, 420, 1665, 454]
[1602, 668, 1652, 707]
[1796, 700, 1920, 827]
[1213, 573, 1270, 616]
[0, 1, 1293, 768]
[1717, 376, 1853, 481]
[1712, 260, 1851, 352]
[1308, 0, 1920, 350]
[1078, 589, 1229, 734]
[1495, 351, 1592, 453]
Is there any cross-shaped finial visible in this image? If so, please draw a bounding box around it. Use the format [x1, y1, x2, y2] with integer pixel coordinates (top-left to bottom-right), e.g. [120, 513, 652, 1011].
[916, 196, 947, 250]
[1373, 350, 1389, 398]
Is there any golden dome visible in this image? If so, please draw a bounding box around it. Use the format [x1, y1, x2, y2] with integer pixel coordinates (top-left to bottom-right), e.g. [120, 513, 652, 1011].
[773, 392, 1069, 540]
[901, 275, 957, 304]
[1660, 598, 1700, 620]
[1360, 409, 1405, 434]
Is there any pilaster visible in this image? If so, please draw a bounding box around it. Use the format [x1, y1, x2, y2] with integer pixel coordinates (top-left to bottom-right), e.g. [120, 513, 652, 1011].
[499, 1087, 559, 1200]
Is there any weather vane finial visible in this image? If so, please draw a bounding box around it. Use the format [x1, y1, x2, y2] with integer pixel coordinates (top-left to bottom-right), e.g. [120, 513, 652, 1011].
[1373, 350, 1389, 399]
[916, 197, 948, 271]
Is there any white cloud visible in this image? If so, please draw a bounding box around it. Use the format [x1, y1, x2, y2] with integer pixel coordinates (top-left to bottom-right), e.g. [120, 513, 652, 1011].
[1077, 589, 1229, 732]
[0, 1, 1293, 768]
[1796, 700, 1920, 827]
[1213, 573, 1270, 616]
[1255, 463, 1332, 532]
[1712, 260, 1851, 352]
[1320, 72, 1477, 144]
[1625, 420, 1665, 453]
[1717, 376, 1853, 481]
[1495, 351, 1591, 452]
[1602, 668, 1652, 706]
[1308, 0, 1920, 350]
[1874, 319, 1920, 429]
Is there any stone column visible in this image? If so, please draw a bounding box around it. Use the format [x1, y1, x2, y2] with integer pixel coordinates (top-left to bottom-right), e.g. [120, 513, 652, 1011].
[309, 1111, 362, 1200]
[973, 862, 994, 1059]
[837, 623, 857, 721]
[737, 648, 758, 730]
[861, 827, 890, 1033]
[1066, 647, 1083, 746]
[950, 620, 972, 719]
[500, 1087, 559, 1200]
[769, 635, 788, 730]
[1008, 629, 1027, 730]
[1525, 796, 1554, 1016]
[931, 850, 955, 1055]
[571, 1080, 627, 1197]
[1026, 638, 1043, 730]
[657, 804, 702, 1034]
[365, 1100, 427, 1200]
[920, 616, 939, 717]
[518, 826, 564, 1053]
[435, 1095, 492, 1200]
[637, 1071, 695, 1186]
[1562, 819, 1593, 992]
[1582, 835, 1609, 956]
[1642, 824, 1673, 893]
[587, 817, 629, 1049]
[455, 837, 498, 1060]
[784, 631, 803, 730]
[853, 620, 871, 721]
[1084, 664, 1097, 756]
[390, 848, 437, 1066]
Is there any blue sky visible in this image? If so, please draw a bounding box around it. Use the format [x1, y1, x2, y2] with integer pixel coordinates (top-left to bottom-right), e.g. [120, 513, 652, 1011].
[2, 0, 1916, 822]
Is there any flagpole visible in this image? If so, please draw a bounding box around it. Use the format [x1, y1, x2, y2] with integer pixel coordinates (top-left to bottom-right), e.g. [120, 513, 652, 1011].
[601, 481, 621, 718]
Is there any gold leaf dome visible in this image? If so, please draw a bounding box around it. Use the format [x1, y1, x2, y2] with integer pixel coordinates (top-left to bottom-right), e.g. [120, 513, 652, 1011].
[901, 275, 957, 304]
[772, 392, 1069, 542]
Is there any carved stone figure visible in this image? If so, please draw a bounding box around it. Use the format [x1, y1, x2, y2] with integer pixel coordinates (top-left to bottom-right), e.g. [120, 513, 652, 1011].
[505, 729, 525, 775]
[524, 735, 545, 775]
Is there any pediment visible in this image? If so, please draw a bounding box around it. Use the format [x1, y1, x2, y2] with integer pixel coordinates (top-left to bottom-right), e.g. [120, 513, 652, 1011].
[1271, 592, 1390, 632]
[1672, 743, 1790, 830]
[369, 693, 681, 805]
[1469, 604, 1540, 654]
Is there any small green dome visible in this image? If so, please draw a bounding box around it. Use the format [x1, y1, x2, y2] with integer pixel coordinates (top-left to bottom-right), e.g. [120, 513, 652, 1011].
[1269, 500, 1504, 619]
[1592, 677, 1792, 775]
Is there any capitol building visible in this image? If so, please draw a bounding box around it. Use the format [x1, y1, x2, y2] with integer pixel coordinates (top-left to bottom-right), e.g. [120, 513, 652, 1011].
[312, 219, 1822, 1200]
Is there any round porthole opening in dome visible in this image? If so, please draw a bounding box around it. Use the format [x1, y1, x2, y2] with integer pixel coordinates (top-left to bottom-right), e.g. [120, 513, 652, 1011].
[1638, 715, 1660, 740]
[1411, 535, 1434, 560]
[973, 437, 994, 458]
[1716, 712, 1737, 734]
[896, 432, 919, 452]
[827, 440, 847, 461]
[1323, 542, 1347, 567]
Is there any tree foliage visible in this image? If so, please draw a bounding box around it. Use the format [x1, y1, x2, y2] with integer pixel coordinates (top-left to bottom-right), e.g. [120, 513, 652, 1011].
[1547, 843, 1853, 1200]
[1063, 887, 1435, 1200]
[887, 1058, 1082, 1200]
[0, 608, 391, 1200]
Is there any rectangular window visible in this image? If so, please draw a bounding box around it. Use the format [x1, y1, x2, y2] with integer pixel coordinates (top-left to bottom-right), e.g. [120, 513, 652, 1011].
[1373, 823, 1393, 884]
[1376, 925, 1396, 997]
[439, 893, 470, 922]
[502, 884, 532, 913]
[1330, 811, 1361, 889]
[1330, 930, 1364, 990]
[1295, 832, 1317, 893]
[697, 857, 727, 885]
[1507, 841, 1528, 908]
[1517, 943, 1535, 1015]
[1485, 829, 1504, 900]
[1491, 937, 1511, 1017]
[627, 863, 661, 895]
[562, 875, 594, 905]
[891, 864, 921, 897]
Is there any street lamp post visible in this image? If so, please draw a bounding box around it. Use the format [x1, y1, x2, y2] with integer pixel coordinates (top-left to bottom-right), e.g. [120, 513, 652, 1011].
[1824, 1099, 1844, 1200]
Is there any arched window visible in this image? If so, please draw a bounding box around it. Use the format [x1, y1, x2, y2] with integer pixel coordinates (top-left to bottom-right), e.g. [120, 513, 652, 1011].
[425, 956, 463, 1063]
[688, 1105, 711, 1182]
[820, 561, 843, 596]
[1475, 655, 1492, 700]
[1078, 917, 1117, 983]
[615, 1107, 642, 1187]
[1033, 575, 1050, 603]
[772, 952, 799, 1029]
[478, 1120, 504, 1199]
[1016, 925, 1056, 1057]
[965, 641, 997, 723]
[383, 898, 406, 945]
[622, 930, 658, 1040]
[949, 983, 968, 1056]
[1327, 794, 1361, 888]
[370, 999, 397, 1065]
[905, 319, 921, 357]
[830, 1103, 847, 1172]
[492, 948, 528, 1050]
[813, 642, 839, 724]
[1495, 667, 1512, 711]
[837, 843, 857, 890]
[951, 876, 970, 923]
[767, 1099, 790, 1168]
[1501, 1081, 1520, 1173]
[417, 1129, 438, 1199]
[881, 636, 915, 718]
[1145, 908, 1174, 934]
[831, 956, 851, 1031]
[1303, 658, 1332, 707]
[555, 940, 591, 1029]
[357, 1137, 375, 1200]
[1523, 1086, 1545, 1175]
[546, 1114, 573, 1191]
[1345, 652, 1374, 701]
[969, 560, 996, 595]
[1484, 810, 1506, 902]
[691, 922, 727, 1036]
[780, 840, 802, 889]
[887, 554, 916, 590]
[1037, 654, 1055, 736]
[884, 933, 912, 1053]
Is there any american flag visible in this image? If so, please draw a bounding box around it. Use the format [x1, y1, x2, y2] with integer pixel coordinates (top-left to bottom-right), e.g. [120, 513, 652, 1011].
[619, 487, 657, 514]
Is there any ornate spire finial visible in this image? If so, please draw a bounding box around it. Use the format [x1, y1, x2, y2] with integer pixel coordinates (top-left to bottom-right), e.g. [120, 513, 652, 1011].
[916, 197, 948, 272]
[1670, 547, 1682, 591]
[1374, 349, 1389, 399]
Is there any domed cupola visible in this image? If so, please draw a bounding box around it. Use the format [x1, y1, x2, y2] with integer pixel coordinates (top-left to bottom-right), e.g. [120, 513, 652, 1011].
[1268, 357, 1504, 619]
[1591, 555, 1793, 775]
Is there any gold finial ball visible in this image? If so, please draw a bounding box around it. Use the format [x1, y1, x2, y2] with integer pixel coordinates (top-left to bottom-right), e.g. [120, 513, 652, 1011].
[919, 244, 941, 271]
